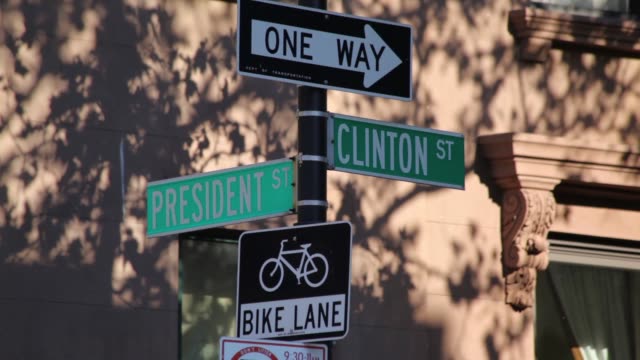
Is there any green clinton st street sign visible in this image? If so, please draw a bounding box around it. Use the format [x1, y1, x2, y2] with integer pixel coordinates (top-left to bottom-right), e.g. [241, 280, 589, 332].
[147, 158, 295, 237]
[328, 114, 464, 189]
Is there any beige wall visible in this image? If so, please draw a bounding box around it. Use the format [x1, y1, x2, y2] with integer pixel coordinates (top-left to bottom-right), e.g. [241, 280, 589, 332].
[1, 0, 638, 359]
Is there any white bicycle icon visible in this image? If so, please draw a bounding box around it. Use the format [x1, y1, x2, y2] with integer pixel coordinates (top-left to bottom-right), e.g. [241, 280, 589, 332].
[259, 239, 329, 292]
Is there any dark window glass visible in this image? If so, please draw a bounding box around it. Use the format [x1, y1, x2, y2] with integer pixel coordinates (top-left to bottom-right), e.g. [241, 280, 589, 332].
[180, 232, 241, 360]
[535, 262, 640, 359]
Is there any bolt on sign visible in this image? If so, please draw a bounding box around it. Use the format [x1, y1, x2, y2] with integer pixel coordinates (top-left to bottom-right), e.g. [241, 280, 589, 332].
[146, 158, 295, 237]
[328, 114, 465, 189]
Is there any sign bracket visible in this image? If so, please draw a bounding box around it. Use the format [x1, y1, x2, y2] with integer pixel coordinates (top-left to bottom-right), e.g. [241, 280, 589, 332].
[326, 115, 335, 170]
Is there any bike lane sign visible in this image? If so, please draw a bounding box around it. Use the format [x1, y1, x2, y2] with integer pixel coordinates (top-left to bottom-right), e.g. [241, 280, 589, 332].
[236, 221, 352, 342]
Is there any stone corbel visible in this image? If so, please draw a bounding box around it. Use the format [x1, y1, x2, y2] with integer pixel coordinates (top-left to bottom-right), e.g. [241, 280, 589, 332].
[501, 188, 556, 311]
[477, 133, 562, 311]
[479, 132, 640, 311]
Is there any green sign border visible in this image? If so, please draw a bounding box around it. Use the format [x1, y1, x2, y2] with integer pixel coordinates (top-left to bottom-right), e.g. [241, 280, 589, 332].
[328, 113, 465, 189]
[147, 158, 296, 237]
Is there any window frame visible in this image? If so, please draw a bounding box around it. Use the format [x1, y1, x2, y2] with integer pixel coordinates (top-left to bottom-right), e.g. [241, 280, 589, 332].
[178, 228, 245, 360]
[508, 5, 640, 62]
[548, 232, 640, 271]
[530, 0, 636, 16]
[535, 239, 640, 360]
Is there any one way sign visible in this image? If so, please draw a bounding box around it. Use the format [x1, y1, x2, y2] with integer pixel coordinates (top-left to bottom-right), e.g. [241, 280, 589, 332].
[237, 0, 413, 101]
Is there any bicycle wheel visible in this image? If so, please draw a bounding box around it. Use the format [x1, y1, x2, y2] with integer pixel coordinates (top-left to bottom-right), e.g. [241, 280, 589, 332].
[259, 258, 283, 292]
[304, 253, 329, 288]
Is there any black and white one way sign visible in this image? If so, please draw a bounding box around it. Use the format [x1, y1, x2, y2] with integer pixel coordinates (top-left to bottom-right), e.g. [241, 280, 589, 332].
[236, 222, 352, 342]
[237, 0, 412, 100]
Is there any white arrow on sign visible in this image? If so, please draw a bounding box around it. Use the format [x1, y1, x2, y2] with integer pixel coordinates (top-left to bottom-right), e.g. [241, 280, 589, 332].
[251, 20, 402, 88]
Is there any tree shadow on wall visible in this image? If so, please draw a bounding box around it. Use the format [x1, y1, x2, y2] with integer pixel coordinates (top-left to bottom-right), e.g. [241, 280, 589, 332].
[2, 0, 639, 359]
[332, 175, 533, 359]
[0, 1, 297, 358]
[329, 2, 638, 358]
[334, 181, 443, 358]
[398, 2, 636, 359]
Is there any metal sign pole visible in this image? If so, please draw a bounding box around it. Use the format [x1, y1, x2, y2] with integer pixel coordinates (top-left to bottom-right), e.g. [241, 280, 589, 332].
[297, 0, 330, 357]
[296, 86, 328, 224]
[297, 0, 328, 226]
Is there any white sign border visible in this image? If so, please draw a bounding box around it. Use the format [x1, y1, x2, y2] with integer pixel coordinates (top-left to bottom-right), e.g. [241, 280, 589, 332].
[236, 221, 353, 343]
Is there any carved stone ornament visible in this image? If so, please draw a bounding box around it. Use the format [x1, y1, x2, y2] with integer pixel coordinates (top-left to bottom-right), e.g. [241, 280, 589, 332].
[501, 189, 556, 311]
[479, 132, 640, 311]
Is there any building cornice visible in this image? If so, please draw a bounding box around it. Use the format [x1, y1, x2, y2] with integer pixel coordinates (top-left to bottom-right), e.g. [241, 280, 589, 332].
[508, 7, 640, 62]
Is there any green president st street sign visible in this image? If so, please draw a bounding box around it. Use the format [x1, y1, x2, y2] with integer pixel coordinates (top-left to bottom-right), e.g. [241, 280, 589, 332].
[328, 114, 464, 189]
[147, 158, 295, 237]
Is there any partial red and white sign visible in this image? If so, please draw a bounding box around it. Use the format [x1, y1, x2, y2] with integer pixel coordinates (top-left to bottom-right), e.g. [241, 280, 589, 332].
[220, 337, 327, 360]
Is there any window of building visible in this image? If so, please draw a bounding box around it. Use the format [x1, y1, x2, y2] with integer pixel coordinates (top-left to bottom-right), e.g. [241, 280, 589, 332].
[179, 229, 243, 360]
[535, 233, 640, 360]
[508, 0, 640, 61]
[531, 0, 640, 16]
